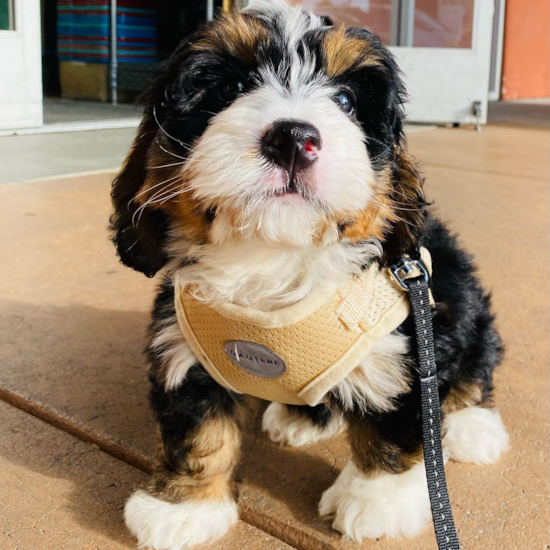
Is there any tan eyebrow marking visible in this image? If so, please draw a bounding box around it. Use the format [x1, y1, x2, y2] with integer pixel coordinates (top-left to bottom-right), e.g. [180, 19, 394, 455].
[323, 25, 380, 77]
[191, 12, 268, 65]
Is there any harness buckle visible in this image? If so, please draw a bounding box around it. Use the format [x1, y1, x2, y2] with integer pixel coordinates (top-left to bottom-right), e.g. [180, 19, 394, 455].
[390, 257, 429, 291]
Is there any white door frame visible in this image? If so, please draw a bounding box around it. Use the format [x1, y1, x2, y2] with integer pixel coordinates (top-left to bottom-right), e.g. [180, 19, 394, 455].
[488, 0, 506, 101]
[0, 0, 43, 130]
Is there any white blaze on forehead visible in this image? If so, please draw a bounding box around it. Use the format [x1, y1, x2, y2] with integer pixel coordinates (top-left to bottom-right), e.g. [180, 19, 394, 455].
[247, 0, 323, 34]
[245, 0, 324, 38]
[245, 0, 327, 92]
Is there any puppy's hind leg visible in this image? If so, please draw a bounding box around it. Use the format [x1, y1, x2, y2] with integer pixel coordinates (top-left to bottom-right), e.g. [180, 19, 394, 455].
[262, 402, 344, 447]
[444, 405, 509, 464]
[442, 384, 509, 464]
[125, 366, 245, 550]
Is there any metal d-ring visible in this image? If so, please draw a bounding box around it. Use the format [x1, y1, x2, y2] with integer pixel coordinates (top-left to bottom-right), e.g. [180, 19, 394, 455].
[390, 257, 430, 291]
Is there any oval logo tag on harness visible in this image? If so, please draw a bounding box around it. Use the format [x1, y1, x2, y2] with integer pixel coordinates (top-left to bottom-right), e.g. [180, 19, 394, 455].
[224, 341, 286, 378]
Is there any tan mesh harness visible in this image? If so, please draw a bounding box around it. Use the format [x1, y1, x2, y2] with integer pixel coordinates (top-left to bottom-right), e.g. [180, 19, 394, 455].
[174, 248, 432, 406]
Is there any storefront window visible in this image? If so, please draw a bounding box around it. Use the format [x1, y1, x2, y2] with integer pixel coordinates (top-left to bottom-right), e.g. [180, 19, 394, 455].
[290, 0, 475, 49]
[291, 0, 394, 45]
[413, 0, 474, 48]
[0, 0, 14, 31]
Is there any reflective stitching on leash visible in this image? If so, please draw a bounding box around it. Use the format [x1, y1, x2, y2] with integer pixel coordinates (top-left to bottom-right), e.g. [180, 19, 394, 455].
[418, 281, 450, 547]
[411, 278, 458, 549]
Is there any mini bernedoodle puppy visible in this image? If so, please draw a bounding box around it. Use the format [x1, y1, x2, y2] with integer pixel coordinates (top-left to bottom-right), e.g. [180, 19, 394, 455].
[110, 1, 509, 548]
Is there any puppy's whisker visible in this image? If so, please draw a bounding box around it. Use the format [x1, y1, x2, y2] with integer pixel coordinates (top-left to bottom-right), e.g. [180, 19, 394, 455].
[124, 236, 141, 253]
[132, 202, 148, 227]
[149, 161, 186, 170]
[156, 140, 188, 161]
[389, 213, 419, 228]
[132, 180, 184, 226]
[368, 145, 393, 163]
[157, 187, 194, 205]
[148, 182, 186, 204]
[364, 135, 389, 146]
[390, 186, 424, 202]
[369, 194, 424, 215]
[372, 200, 424, 213]
[153, 106, 193, 150]
[389, 198, 424, 207]
[391, 206, 424, 212]
[133, 174, 181, 203]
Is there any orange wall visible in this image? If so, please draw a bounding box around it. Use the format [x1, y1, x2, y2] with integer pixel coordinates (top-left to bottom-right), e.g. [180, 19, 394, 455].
[501, 0, 550, 100]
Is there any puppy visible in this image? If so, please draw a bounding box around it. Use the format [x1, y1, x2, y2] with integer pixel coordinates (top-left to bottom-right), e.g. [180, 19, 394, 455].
[110, 1, 509, 548]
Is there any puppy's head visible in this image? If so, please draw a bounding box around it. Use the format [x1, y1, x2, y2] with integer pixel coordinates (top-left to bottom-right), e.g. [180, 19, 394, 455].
[110, 0, 425, 277]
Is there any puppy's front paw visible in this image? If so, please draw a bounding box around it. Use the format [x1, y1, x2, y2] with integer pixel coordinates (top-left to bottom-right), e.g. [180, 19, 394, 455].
[124, 490, 238, 550]
[262, 402, 344, 447]
[319, 461, 431, 540]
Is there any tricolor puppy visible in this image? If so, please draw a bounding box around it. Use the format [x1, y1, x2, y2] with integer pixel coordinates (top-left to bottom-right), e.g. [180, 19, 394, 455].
[110, 1, 509, 548]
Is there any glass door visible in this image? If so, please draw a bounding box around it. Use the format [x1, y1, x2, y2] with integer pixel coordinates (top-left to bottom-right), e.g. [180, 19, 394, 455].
[0, 0, 43, 130]
[289, 0, 494, 125]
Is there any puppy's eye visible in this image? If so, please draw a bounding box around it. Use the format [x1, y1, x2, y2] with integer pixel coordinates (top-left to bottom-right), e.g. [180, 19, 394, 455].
[334, 91, 355, 116]
[219, 79, 245, 101]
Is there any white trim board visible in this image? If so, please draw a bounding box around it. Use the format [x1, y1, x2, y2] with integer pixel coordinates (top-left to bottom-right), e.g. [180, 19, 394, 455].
[0, 118, 141, 137]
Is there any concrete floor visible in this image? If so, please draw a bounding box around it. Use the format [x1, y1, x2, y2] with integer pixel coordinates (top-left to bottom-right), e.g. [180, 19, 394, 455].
[488, 98, 550, 129]
[43, 98, 141, 124]
[0, 128, 136, 184]
[0, 124, 548, 549]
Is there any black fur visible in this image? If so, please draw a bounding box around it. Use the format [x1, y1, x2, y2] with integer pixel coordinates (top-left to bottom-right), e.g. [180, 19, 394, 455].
[287, 403, 335, 428]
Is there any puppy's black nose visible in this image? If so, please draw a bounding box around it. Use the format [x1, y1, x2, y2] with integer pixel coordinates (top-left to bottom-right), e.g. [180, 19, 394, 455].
[261, 120, 322, 175]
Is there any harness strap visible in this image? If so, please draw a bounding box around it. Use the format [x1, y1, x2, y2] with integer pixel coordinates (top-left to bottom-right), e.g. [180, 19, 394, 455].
[406, 276, 460, 550]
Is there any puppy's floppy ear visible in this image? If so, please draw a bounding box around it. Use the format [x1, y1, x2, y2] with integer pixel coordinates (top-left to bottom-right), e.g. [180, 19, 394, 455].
[383, 139, 427, 264]
[109, 112, 169, 278]
[380, 71, 426, 262]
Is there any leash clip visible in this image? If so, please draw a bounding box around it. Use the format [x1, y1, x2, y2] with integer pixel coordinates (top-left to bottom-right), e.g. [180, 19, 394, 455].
[390, 257, 429, 291]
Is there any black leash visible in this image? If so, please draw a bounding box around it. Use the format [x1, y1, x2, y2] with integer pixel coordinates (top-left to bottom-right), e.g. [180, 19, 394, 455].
[391, 257, 460, 550]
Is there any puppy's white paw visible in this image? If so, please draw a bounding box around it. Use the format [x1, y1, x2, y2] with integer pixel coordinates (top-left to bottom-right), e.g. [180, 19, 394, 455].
[444, 407, 509, 464]
[319, 461, 431, 540]
[262, 402, 344, 447]
[124, 489, 238, 550]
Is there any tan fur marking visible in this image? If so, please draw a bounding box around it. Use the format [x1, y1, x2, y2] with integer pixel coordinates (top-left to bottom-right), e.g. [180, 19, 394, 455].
[387, 146, 426, 252]
[341, 168, 396, 242]
[323, 25, 380, 77]
[171, 201, 213, 244]
[137, 141, 183, 207]
[347, 414, 422, 476]
[148, 415, 242, 503]
[340, 147, 425, 251]
[442, 380, 485, 415]
[192, 12, 267, 65]
[134, 141, 213, 244]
